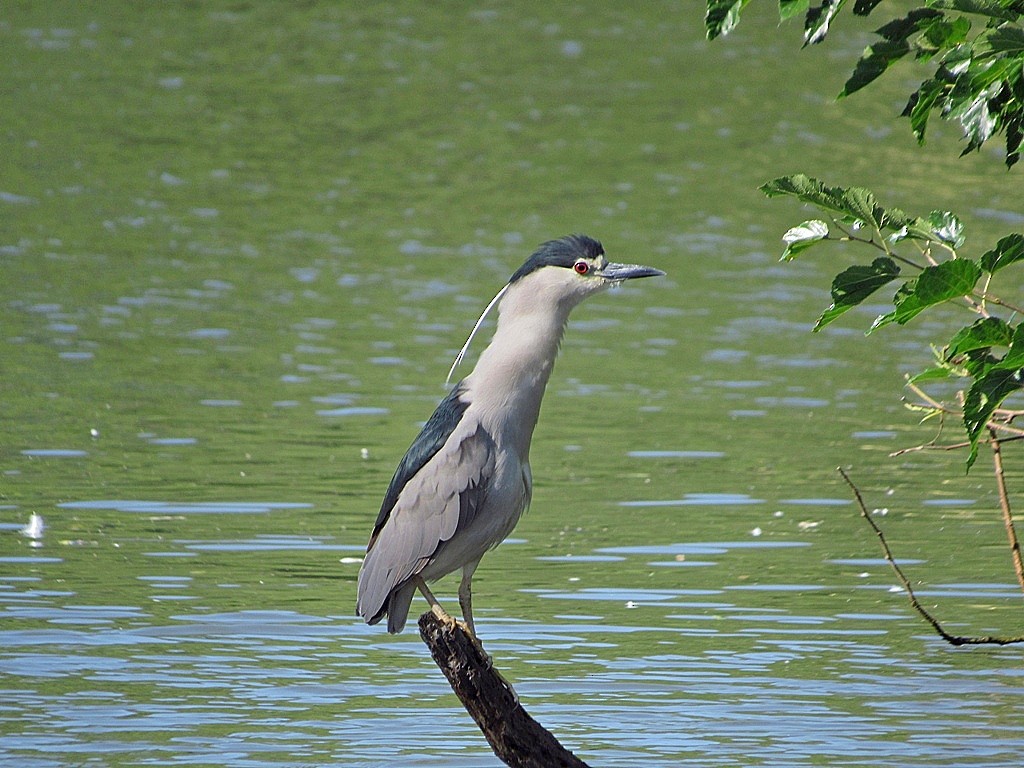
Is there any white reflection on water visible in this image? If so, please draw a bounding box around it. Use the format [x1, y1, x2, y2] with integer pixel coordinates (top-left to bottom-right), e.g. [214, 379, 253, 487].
[315, 406, 390, 416]
[597, 541, 809, 556]
[619, 494, 765, 508]
[58, 500, 313, 515]
[20, 513, 44, 540]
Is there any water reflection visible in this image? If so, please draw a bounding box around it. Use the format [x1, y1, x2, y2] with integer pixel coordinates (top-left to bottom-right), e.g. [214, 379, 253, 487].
[3, 2, 1024, 766]
[1, 591, 1019, 766]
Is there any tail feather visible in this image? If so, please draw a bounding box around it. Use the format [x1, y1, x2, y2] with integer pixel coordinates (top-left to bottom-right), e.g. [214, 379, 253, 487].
[385, 582, 415, 634]
[356, 563, 416, 634]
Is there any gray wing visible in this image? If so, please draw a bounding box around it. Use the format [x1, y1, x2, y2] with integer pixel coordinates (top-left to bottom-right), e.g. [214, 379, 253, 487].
[356, 420, 496, 625]
[367, 384, 469, 549]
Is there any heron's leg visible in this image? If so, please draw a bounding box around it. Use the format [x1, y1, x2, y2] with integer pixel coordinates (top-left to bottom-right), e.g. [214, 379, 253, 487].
[458, 561, 516, 700]
[458, 559, 480, 637]
[413, 576, 455, 625]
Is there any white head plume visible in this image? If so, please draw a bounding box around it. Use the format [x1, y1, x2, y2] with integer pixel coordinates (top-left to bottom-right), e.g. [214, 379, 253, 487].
[445, 282, 509, 385]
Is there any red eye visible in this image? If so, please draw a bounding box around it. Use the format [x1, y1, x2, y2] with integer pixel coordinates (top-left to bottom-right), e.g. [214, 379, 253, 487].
[573, 261, 589, 275]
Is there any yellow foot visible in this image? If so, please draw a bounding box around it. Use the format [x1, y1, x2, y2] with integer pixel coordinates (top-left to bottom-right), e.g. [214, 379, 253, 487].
[430, 603, 457, 626]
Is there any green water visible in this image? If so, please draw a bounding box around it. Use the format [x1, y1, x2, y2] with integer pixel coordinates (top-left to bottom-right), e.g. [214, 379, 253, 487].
[2, 3, 1023, 766]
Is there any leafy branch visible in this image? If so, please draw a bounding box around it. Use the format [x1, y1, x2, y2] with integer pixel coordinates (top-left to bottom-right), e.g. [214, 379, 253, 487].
[763, 173, 1024, 469]
[704, 3, 1024, 644]
[706, 0, 1024, 167]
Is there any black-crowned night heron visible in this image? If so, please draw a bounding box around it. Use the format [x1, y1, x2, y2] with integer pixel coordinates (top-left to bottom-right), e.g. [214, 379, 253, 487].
[356, 234, 664, 635]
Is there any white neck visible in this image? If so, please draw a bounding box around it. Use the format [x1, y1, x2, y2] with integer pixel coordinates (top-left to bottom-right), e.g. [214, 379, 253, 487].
[461, 282, 574, 457]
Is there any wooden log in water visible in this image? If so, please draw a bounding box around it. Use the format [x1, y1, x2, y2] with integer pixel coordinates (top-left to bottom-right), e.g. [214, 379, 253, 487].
[417, 611, 592, 768]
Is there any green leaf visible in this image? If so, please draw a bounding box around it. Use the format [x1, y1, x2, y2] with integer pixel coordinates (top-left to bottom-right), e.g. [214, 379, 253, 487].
[842, 10, 963, 98]
[879, 206, 914, 231]
[916, 15, 972, 58]
[1008, 112, 1022, 168]
[926, 210, 965, 247]
[814, 257, 901, 330]
[960, 323, 1024, 468]
[875, 7, 944, 42]
[890, 211, 965, 245]
[941, 53, 1024, 158]
[928, 1, 1023, 24]
[872, 281, 917, 330]
[963, 365, 1023, 468]
[999, 322, 1024, 370]
[705, 0, 751, 40]
[761, 175, 883, 228]
[969, 57, 1021, 91]
[905, 258, 982, 306]
[903, 76, 947, 144]
[852, 0, 883, 15]
[804, 0, 848, 47]
[980, 233, 1024, 273]
[841, 39, 912, 97]
[945, 317, 1015, 360]
[762, 173, 827, 200]
[761, 174, 847, 213]
[907, 365, 955, 384]
[871, 258, 983, 330]
[982, 25, 1024, 55]
[963, 347, 1001, 379]
[838, 186, 879, 226]
[889, 220, 930, 243]
[781, 219, 829, 260]
[955, 82, 1002, 156]
[780, 0, 810, 22]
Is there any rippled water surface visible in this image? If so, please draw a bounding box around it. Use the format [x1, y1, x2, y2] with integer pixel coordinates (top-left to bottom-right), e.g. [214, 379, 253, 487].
[3, 3, 1023, 767]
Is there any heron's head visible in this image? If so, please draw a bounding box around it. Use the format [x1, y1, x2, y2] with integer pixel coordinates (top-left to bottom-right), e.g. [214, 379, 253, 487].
[506, 234, 664, 309]
[445, 234, 664, 383]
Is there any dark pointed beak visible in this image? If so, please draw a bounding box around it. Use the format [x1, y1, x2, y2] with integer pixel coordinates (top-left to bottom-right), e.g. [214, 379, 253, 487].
[599, 262, 666, 281]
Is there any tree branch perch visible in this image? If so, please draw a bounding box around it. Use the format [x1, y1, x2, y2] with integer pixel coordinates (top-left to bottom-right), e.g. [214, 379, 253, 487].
[418, 611, 592, 768]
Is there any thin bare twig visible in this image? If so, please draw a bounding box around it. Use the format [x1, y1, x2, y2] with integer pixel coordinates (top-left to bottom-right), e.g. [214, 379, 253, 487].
[887, 418, 1024, 463]
[904, 380, 953, 414]
[838, 467, 1024, 646]
[988, 428, 1024, 595]
[989, 422, 1024, 439]
[986, 294, 1024, 316]
[918, 243, 940, 268]
[889, 440, 971, 457]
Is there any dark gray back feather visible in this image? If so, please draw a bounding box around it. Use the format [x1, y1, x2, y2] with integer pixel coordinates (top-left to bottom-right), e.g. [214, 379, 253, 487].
[367, 383, 469, 550]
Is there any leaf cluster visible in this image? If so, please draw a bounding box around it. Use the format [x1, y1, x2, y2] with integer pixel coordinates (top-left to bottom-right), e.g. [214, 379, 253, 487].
[764, 174, 1024, 467]
[706, 0, 1024, 167]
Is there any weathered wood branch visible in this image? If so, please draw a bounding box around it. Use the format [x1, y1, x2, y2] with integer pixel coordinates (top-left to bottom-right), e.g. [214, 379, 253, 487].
[418, 611, 592, 768]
